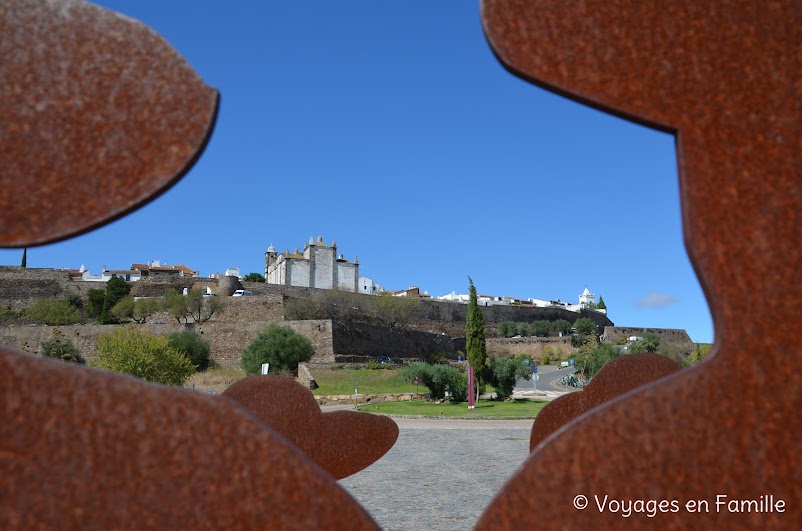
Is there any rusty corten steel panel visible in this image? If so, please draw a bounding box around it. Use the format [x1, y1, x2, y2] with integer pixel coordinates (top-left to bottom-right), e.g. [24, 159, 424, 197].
[478, 0, 802, 529]
[529, 354, 681, 451]
[0, 1, 381, 528]
[0, 0, 219, 247]
[0, 350, 379, 529]
[223, 376, 399, 480]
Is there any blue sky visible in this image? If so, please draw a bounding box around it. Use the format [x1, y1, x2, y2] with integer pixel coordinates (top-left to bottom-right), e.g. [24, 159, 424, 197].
[1, 1, 714, 343]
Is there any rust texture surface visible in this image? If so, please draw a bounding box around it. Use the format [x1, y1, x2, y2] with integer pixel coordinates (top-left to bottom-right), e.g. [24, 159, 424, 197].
[0, 0, 219, 247]
[530, 354, 681, 451]
[0, 350, 378, 529]
[478, 0, 802, 529]
[0, 1, 381, 528]
[223, 376, 399, 479]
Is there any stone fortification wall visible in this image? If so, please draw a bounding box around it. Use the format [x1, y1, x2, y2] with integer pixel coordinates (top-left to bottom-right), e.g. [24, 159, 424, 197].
[217, 275, 243, 296]
[330, 321, 459, 363]
[0, 266, 91, 309]
[416, 300, 613, 328]
[601, 326, 695, 354]
[130, 276, 220, 297]
[0, 319, 334, 367]
[486, 336, 576, 360]
[280, 289, 614, 328]
[215, 295, 285, 322]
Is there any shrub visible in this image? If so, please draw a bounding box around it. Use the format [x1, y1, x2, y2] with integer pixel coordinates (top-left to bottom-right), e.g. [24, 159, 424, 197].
[99, 276, 131, 324]
[541, 354, 551, 365]
[400, 361, 466, 401]
[93, 327, 196, 385]
[168, 330, 212, 371]
[241, 324, 314, 375]
[489, 356, 531, 399]
[41, 328, 84, 364]
[26, 298, 79, 325]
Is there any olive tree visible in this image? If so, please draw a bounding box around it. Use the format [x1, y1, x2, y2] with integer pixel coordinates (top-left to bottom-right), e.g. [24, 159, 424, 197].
[241, 324, 314, 375]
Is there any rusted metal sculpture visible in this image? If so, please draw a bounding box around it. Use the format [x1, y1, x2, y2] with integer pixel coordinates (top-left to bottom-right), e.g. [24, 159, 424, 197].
[0, 1, 381, 528]
[478, 0, 802, 528]
[0, 0, 218, 247]
[1, 353, 378, 529]
[529, 354, 681, 451]
[223, 376, 399, 479]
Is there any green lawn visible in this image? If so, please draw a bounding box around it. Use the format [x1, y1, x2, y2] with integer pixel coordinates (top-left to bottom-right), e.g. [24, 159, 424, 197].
[357, 399, 548, 418]
[312, 368, 420, 395]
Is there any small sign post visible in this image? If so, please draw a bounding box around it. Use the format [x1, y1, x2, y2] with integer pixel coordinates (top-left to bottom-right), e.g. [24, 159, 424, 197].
[353, 388, 358, 408]
[467, 366, 475, 409]
[260, 363, 269, 375]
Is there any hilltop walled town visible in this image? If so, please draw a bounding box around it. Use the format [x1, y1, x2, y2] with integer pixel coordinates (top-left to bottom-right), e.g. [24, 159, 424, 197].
[0, 236, 695, 368]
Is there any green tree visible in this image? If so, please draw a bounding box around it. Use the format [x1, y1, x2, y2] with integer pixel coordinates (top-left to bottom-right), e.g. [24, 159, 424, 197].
[531, 320, 551, 337]
[41, 327, 85, 364]
[241, 324, 314, 375]
[185, 288, 223, 323]
[86, 288, 106, 318]
[133, 297, 163, 323]
[552, 319, 572, 336]
[110, 296, 135, 323]
[99, 276, 131, 324]
[164, 289, 191, 323]
[21, 248, 27, 268]
[26, 298, 79, 325]
[630, 333, 661, 354]
[466, 277, 488, 401]
[400, 362, 467, 401]
[573, 317, 598, 337]
[597, 296, 607, 310]
[242, 272, 266, 283]
[689, 343, 712, 364]
[93, 327, 196, 385]
[583, 343, 619, 379]
[489, 356, 531, 399]
[167, 330, 212, 371]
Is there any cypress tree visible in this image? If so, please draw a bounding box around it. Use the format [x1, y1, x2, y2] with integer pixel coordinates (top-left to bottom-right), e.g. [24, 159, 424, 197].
[466, 277, 487, 399]
[21, 248, 27, 268]
[597, 295, 606, 310]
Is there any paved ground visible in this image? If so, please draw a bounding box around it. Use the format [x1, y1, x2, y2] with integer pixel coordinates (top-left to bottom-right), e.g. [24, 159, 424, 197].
[338, 418, 533, 530]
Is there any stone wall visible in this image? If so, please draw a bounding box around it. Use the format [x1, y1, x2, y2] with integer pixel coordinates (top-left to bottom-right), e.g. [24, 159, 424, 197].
[601, 326, 695, 354]
[487, 336, 577, 360]
[0, 319, 334, 366]
[330, 321, 459, 363]
[0, 267, 90, 309]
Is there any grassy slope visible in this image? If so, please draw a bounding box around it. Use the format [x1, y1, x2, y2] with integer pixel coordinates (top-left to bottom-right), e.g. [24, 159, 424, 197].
[312, 368, 419, 396]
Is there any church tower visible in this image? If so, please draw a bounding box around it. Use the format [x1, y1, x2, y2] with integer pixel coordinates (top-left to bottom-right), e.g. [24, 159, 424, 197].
[264, 243, 277, 278]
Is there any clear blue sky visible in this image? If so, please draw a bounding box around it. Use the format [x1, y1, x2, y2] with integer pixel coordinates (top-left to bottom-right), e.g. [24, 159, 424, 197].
[1, 1, 714, 343]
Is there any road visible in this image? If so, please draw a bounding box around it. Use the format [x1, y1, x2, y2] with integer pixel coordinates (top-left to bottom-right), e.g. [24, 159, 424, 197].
[512, 364, 577, 399]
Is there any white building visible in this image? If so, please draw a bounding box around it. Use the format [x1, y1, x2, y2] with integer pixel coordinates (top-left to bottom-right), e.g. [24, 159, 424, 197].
[436, 291, 470, 303]
[359, 276, 384, 295]
[265, 236, 359, 292]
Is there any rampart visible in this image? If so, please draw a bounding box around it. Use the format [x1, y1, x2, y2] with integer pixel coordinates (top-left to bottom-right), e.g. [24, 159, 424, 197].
[330, 321, 462, 363]
[486, 336, 576, 360]
[601, 326, 695, 354]
[0, 319, 334, 366]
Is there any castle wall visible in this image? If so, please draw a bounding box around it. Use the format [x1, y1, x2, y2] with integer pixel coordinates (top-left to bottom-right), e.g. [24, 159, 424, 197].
[0, 318, 333, 367]
[486, 336, 577, 360]
[601, 326, 695, 354]
[329, 321, 459, 363]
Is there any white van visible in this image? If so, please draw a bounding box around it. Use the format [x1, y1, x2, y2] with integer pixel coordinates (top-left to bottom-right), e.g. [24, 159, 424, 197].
[232, 289, 253, 297]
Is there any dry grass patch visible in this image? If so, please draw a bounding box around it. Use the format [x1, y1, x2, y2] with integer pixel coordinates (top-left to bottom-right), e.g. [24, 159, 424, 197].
[184, 365, 247, 394]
